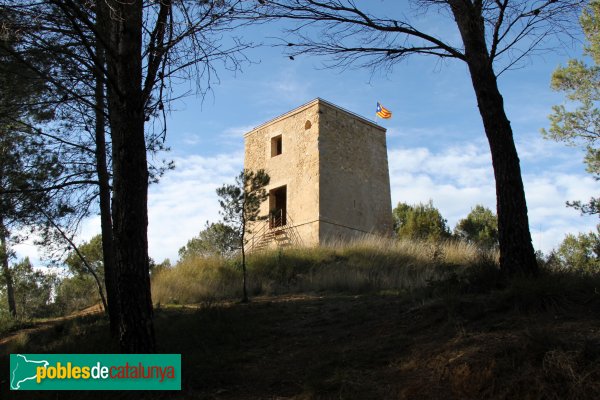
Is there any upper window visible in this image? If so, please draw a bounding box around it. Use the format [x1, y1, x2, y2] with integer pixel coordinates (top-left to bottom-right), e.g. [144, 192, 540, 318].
[271, 135, 282, 157]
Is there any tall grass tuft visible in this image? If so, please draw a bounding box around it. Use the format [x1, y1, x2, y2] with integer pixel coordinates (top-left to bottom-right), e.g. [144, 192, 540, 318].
[152, 256, 241, 304]
[152, 236, 499, 304]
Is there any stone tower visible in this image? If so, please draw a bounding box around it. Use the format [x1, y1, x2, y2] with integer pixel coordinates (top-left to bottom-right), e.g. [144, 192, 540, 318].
[244, 98, 393, 250]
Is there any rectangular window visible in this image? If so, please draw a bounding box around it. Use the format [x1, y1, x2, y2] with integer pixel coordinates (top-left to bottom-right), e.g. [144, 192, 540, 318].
[271, 135, 282, 157]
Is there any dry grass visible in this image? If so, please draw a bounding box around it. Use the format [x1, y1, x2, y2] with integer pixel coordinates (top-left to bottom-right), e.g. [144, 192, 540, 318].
[151, 236, 498, 305]
[151, 256, 240, 305]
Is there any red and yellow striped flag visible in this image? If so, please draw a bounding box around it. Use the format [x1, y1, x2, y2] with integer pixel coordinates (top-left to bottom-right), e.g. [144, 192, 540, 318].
[376, 102, 392, 119]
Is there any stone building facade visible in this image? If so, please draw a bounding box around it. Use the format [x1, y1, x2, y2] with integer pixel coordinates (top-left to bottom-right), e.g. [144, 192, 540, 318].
[244, 98, 393, 250]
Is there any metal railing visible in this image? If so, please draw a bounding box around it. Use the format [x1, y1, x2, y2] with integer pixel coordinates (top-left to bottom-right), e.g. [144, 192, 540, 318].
[246, 209, 303, 252]
[269, 208, 286, 228]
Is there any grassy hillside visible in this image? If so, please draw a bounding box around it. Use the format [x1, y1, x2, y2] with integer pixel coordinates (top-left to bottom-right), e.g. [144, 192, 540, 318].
[1, 239, 600, 399]
[152, 237, 498, 304]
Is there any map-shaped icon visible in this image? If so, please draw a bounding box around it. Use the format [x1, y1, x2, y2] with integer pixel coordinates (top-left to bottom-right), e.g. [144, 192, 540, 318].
[10, 354, 49, 390]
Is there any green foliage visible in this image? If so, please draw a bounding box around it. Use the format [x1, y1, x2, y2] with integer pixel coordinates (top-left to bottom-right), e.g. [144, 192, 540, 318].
[54, 235, 104, 315]
[0, 26, 65, 320]
[0, 308, 17, 334]
[543, 1, 600, 215]
[0, 23, 55, 123]
[551, 228, 600, 273]
[4, 258, 56, 319]
[178, 222, 239, 261]
[583, 1, 600, 64]
[216, 169, 270, 302]
[150, 258, 172, 276]
[216, 169, 270, 242]
[454, 205, 499, 249]
[53, 275, 99, 315]
[64, 234, 104, 278]
[0, 102, 63, 234]
[0, 25, 63, 235]
[392, 200, 451, 242]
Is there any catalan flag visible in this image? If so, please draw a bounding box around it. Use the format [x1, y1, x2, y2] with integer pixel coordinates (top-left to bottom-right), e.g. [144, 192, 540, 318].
[376, 102, 392, 119]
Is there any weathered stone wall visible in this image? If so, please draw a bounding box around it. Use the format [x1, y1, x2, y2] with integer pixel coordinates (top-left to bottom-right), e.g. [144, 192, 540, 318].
[317, 101, 393, 241]
[244, 98, 393, 249]
[244, 102, 322, 247]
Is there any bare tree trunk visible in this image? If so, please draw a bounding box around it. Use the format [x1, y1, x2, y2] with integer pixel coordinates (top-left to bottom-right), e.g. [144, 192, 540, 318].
[450, 2, 538, 276]
[241, 235, 248, 303]
[241, 212, 248, 303]
[94, 0, 119, 337]
[105, 1, 155, 352]
[0, 216, 16, 318]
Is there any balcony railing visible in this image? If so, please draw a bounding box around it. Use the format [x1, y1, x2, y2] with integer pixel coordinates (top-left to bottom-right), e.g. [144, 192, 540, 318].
[269, 208, 286, 228]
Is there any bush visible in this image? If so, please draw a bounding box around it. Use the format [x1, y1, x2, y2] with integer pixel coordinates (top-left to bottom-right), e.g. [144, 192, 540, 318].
[552, 229, 600, 273]
[53, 275, 102, 315]
[393, 201, 452, 242]
[0, 309, 17, 335]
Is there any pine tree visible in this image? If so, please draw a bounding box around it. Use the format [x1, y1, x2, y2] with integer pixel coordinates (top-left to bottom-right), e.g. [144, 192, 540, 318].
[217, 169, 270, 303]
[543, 1, 600, 215]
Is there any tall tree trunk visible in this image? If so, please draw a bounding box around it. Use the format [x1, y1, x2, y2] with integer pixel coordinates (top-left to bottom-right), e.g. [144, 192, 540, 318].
[241, 210, 248, 303]
[0, 216, 16, 318]
[94, 0, 119, 338]
[450, 2, 538, 276]
[241, 234, 248, 303]
[105, 1, 155, 352]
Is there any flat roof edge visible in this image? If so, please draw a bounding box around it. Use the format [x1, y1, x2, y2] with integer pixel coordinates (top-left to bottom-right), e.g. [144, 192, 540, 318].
[244, 98, 386, 137]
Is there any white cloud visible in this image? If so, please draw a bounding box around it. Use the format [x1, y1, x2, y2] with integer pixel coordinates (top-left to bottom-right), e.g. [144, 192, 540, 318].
[78, 216, 101, 240]
[12, 240, 42, 265]
[267, 67, 313, 106]
[221, 125, 255, 138]
[181, 133, 203, 145]
[147, 152, 244, 262]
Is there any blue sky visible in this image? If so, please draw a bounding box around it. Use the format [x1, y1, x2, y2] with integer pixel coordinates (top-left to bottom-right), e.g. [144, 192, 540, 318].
[15, 2, 599, 265]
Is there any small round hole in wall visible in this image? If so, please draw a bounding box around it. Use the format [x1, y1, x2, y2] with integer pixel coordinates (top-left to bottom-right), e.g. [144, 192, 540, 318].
[305, 120, 312, 130]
